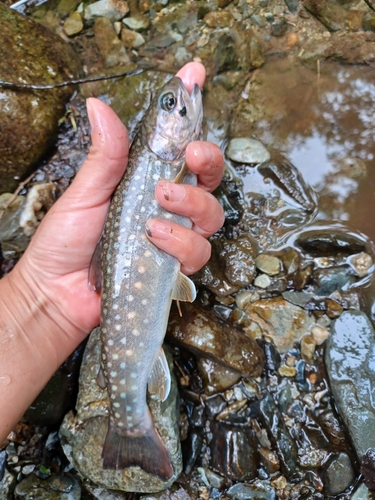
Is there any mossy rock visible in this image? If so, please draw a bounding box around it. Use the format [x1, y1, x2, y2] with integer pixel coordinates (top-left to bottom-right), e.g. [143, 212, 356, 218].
[0, 3, 81, 193]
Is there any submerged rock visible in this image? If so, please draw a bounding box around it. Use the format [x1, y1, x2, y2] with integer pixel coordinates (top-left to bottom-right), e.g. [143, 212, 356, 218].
[0, 3, 81, 193]
[14, 473, 81, 500]
[325, 310, 375, 488]
[226, 138, 271, 165]
[167, 303, 265, 378]
[60, 328, 181, 492]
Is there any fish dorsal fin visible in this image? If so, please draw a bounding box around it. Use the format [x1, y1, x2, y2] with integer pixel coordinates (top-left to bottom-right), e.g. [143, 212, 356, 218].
[88, 238, 102, 293]
[172, 271, 196, 302]
[148, 347, 171, 402]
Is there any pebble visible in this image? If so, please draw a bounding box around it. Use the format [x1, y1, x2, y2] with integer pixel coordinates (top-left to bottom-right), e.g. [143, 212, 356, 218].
[235, 291, 259, 310]
[203, 11, 234, 28]
[348, 252, 373, 278]
[255, 254, 281, 276]
[84, 0, 129, 21]
[121, 28, 145, 48]
[254, 274, 271, 288]
[226, 480, 276, 499]
[122, 15, 150, 30]
[94, 16, 129, 67]
[278, 365, 296, 377]
[322, 452, 355, 496]
[226, 138, 271, 165]
[311, 325, 329, 345]
[63, 10, 83, 35]
[300, 335, 316, 360]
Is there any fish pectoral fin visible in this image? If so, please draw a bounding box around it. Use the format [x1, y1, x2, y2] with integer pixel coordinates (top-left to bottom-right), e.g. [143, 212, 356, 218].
[172, 271, 196, 302]
[96, 365, 106, 389]
[173, 162, 188, 184]
[88, 238, 102, 293]
[148, 347, 171, 402]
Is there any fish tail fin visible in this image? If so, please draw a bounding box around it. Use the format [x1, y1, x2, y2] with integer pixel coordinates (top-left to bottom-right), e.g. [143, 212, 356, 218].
[102, 417, 173, 481]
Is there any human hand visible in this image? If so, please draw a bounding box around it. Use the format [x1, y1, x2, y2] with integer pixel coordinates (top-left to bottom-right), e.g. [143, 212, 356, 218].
[10, 62, 224, 348]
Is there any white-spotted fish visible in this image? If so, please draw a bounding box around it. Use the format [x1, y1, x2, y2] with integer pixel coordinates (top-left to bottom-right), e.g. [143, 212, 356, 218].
[89, 77, 203, 480]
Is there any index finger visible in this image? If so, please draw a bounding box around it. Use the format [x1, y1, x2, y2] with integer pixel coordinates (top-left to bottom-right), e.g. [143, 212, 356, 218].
[176, 62, 206, 92]
[186, 141, 224, 193]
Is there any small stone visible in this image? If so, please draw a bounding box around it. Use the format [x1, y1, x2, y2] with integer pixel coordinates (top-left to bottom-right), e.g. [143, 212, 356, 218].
[197, 358, 241, 395]
[226, 138, 271, 165]
[255, 254, 281, 276]
[311, 325, 329, 345]
[271, 475, 287, 489]
[363, 12, 375, 32]
[227, 479, 276, 499]
[94, 17, 130, 67]
[349, 252, 373, 278]
[235, 291, 259, 310]
[254, 274, 271, 289]
[63, 11, 83, 36]
[323, 452, 355, 496]
[121, 28, 145, 48]
[84, 0, 129, 21]
[122, 15, 150, 30]
[284, 0, 299, 13]
[270, 18, 288, 37]
[259, 448, 280, 474]
[203, 11, 234, 28]
[278, 365, 296, 377]
[149, 33, 176, 48]
[300, 335, 316, 361]
[174, 47, 192, 66]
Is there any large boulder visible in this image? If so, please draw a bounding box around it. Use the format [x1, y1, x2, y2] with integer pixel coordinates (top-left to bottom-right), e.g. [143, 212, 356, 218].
[0, 3, 81, 193]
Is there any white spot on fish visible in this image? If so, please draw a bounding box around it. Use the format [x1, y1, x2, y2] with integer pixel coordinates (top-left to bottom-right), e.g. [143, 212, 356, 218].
[115, 315, 120, 321]
[128, 295, 134, 302]
[126, 405, 132, 411]
[126, 350, 133, 357]
[152, 174, 159, 180]
[113, 304, 119, 310]
[112, 385, 118, 391]
[141, 207, 145, 213]
[131, 385, 137, 390]
[111, 371, 118, 377]
[144, 250, 151, 257]
[102, 327, 107, 333]
[108, 340, 114, 346]
[125, 217, 130, 222]
[130, 373, 137, 379]
[120, 392, 126, 398]
[113, 402, 120, 408]
[120, 362, 126, 369]
[115, 324, 121, 331]
[127, 311, 136, 319]
[115, 412, 121, 418]
[138, 195, 143, 200]
[132, 329, 139, 336]
[112, 353, 119, 360]
[138, 266, 146, 274]
[120, 379, 126, 385]
[118, 422, 124, 427]
[142, 299, 148, 305]
[127, 416, 133, 421]
[134, 282, 142, 289]
[107, 362, 113, 368]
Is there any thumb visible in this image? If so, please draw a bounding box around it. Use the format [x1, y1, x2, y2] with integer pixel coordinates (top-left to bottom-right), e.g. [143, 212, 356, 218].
[63, 97, 129, 209]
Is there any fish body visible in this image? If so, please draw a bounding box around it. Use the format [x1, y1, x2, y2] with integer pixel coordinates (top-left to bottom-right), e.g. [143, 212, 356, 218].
[96, 77, 203, 480]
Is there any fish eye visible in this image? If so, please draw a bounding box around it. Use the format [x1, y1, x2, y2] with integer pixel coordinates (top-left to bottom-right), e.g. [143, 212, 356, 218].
[161, 92, 177, 112]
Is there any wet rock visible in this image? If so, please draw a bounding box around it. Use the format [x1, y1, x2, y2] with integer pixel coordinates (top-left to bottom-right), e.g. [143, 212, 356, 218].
[322, 452, 355, 496]
[351, 482, 374, 499]
[300, 335, 316, 361]
[196, 358, 241, 395]
[348, 252, 373, 278]
[311, 325, 329, 345]
[226, 138, 271, 165]
[303, 0, 346, 31]
[84, 0, 129, 21]
[168, 303, 265, 378]
[203, 11, 234, 28]
[259, 448, 280, 474]
[57, 0, 81, 17]
[14, 473, 81, 499]
[226, 480, 276, 500]
[259, 393, 298, 477]
[208, 421, 258, 481]
[94, 17, 130, 67]
[122, 15, 150, 31]
[63, 11, 84, 35]
[244, 297, 316, 354]
[0, 3, 81, 193]
[255, 254, 281, 276]
[25, 343, 84, 426]
[326, 310, 375, 474]
[254, 274, 271, 289]
[270, 18, 288, 37]
[148, 33, 176, 48]
[363, 12, 375, 32]
[284, 0, 299, 13]
[360, 449, 375, 491]
[0, 469, 16, 499]
[0, 196, 29, 259]
[121, 28, 145, 48]
[140, 487, 191, 500]
[19, 183, 57, 237]
[60, 328, 181, 492]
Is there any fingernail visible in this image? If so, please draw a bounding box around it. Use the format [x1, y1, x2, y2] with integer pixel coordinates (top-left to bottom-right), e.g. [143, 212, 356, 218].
[160, 181, 186, 202]
[145, 220, 172, 240]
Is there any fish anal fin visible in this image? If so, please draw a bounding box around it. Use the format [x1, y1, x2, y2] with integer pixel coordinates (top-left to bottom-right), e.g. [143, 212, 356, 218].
[102, 417, 173, 481]
[88, 238, 102, 293]
[172, 271, 196, 302]
[148, 347, 171, 402]
[96, 365, 106, 389]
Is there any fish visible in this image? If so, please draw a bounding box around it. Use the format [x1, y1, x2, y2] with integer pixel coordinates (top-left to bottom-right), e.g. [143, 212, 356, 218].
[89, 76, 203, 481]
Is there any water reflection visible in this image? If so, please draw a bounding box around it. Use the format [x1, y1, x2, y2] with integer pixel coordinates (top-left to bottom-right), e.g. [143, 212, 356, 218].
[236, 59, 375, 245]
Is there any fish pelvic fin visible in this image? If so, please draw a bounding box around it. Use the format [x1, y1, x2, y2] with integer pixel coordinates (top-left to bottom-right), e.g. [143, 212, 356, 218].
[102, 417, 173, 481]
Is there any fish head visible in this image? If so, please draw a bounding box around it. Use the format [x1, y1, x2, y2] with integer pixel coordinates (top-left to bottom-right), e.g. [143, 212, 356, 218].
[143, 76, 203, 162]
